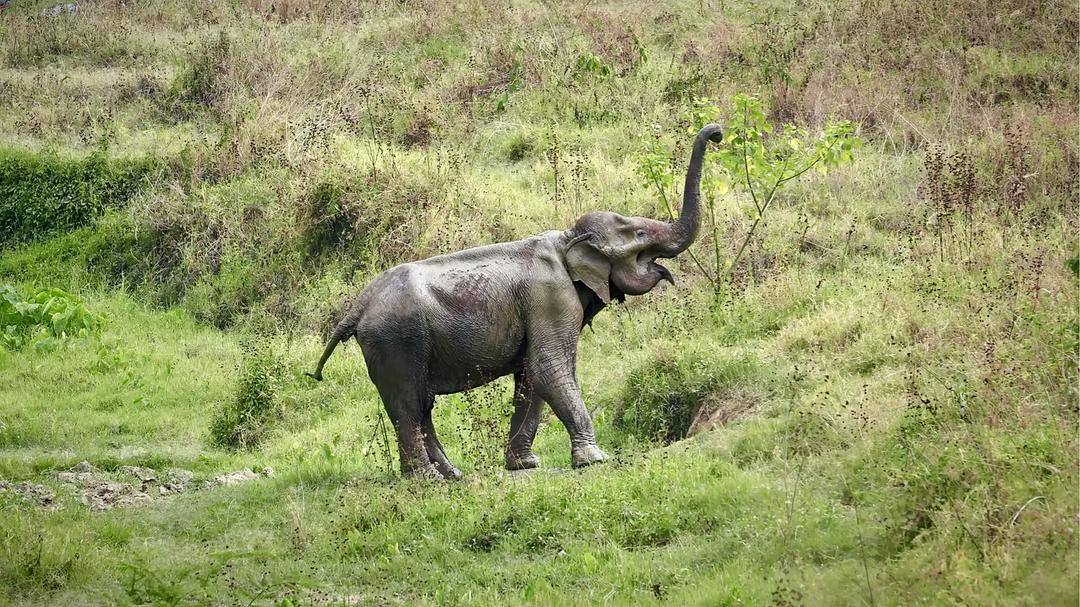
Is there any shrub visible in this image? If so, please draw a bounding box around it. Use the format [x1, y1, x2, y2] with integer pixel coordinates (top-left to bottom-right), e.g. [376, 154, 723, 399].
[0, 149, 153, 248]
[209, 340, 285, 450]
[159, 32, 231, 120]
[0, 284, 103, 350]
[615, 347, 761, 444]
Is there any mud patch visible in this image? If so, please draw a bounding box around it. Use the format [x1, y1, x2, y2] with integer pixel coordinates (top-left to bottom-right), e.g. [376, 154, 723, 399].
[0, 479, 56, 507]
[686, 390, 761, 437]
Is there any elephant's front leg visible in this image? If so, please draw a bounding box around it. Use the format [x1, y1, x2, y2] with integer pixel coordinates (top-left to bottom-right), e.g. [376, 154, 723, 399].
[526, 332, 609, 469]
[506, 371, 544, 470]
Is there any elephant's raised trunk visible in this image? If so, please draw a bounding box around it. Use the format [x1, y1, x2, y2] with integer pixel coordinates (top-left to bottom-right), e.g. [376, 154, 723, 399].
[660, 123, 724, 257]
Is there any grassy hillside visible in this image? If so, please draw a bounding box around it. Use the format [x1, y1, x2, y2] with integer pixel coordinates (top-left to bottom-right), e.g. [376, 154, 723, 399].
[0, 0, 1077, 605]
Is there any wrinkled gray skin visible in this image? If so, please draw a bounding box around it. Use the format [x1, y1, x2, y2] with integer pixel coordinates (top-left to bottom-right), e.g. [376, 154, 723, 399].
[308, 124, 723, 479]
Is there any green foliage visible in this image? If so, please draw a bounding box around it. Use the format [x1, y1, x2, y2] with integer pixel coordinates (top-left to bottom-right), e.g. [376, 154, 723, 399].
[0, 149, 152, 248]
[209, 340, 285, 450]
[703, 94, 858, 200]
[637, 95, 860, 296]
[615, 348, 760, 444]
[494, 43, 526, 113]
[573, 51, 613, 83]
[0, 284, 103, 350]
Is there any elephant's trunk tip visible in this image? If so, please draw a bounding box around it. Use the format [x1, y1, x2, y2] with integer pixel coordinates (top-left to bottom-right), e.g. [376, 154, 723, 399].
[305, 370, 323, 382]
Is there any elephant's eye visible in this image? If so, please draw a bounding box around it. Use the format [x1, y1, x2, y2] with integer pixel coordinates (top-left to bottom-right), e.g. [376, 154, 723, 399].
[635, 229, 647, 239]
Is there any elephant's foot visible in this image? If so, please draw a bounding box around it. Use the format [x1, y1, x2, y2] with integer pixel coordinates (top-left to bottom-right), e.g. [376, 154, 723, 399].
[571, 444, 609, 468]
[401, 462, 442, 480]
[434, 461, 463, 481]
[505, 450, 541, 471]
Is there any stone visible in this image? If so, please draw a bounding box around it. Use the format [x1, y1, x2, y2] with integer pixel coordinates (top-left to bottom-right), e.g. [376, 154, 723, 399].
[119, 466, 158, 482]
[81, 481, 151, 511]
[0, 479, 56, 507]
[212, 469, 260, 486]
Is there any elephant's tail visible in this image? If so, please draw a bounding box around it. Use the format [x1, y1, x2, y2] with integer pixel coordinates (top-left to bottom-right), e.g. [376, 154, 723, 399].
[305, 317, 356, 382]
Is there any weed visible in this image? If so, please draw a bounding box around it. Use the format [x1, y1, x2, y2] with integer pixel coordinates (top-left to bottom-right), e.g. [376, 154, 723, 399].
[0, 284, 103, 349]
[0, 528, 83, 595]
[159, 32, 231, 121]
[209, 338, 285, 450]
[458, 379, 511, 470]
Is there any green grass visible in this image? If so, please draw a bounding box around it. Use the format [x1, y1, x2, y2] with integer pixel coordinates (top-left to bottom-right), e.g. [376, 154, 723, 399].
[0, 0, 1076, 604]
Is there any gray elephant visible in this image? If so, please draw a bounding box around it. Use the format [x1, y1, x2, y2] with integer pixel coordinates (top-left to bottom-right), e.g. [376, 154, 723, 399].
[308, 124, 723, 479]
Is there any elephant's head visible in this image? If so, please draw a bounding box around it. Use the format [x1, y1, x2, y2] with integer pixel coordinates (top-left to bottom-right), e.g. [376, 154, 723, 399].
[563, 123, 724, 303]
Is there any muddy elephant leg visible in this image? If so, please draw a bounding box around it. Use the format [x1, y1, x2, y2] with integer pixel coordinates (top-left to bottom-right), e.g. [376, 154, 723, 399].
[421, 402, 461, 480]
[366, 354, 438, 478]
[506, 371, 544, 470]
[380, 393, 438, 478]
[525, 332, 609, 469]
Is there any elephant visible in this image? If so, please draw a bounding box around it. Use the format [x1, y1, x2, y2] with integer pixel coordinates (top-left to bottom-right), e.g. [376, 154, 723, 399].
[307, 123, 723, 479]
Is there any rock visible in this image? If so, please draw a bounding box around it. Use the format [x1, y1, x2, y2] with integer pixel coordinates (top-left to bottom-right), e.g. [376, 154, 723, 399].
[57, 461, 100, 485]
[118, 466, 158, 482]
[158, 469, 194, 494]
[72, 460, 98, 473]
[0, 479, 56, 507]
[212, 469, 260, 486]
[56, 471, 95, 484]
[80, 481, 151, 511]
[39, 2, 77, 16]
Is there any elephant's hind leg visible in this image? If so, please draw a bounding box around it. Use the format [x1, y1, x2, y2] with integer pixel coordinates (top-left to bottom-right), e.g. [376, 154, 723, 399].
[506, 371, 543, 470]
[367, 358, 440, 479]
[421, 407, 462, 480]
[384, 399, 439, 478]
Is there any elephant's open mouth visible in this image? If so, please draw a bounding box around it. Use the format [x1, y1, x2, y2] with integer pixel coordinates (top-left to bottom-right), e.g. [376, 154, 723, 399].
[637, 252, 674, 285]
[651, 261, 674, 284]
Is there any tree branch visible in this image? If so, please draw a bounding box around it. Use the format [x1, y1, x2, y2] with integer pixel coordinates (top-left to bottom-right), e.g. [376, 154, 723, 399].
[741, 106, 761, 214]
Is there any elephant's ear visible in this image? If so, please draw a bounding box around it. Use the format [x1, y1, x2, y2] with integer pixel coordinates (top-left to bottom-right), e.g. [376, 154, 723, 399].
[564, 237, 611, 303]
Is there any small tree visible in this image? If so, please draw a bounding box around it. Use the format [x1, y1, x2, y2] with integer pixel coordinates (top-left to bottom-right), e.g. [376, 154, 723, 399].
[637, 94, 859, 298]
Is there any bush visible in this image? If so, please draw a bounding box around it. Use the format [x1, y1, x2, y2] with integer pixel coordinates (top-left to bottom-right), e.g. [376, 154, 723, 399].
[0, 284, 103, 350]
[615, 347, 761, 444]
[209, 340, 285, 450]
[0, 149, 153, 248]
[159, 32, 231, 120]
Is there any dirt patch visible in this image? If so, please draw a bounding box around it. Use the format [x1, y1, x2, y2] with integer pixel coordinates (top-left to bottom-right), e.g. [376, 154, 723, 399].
[159, 469, 195, 495]
[686, 390, 761, 437]
[80, 481, 153, 511]
[211, 467, 274, 486]
[54, 461, 198, 510]
[9, 462, 274, 511]
[0, 479, 56, 508]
